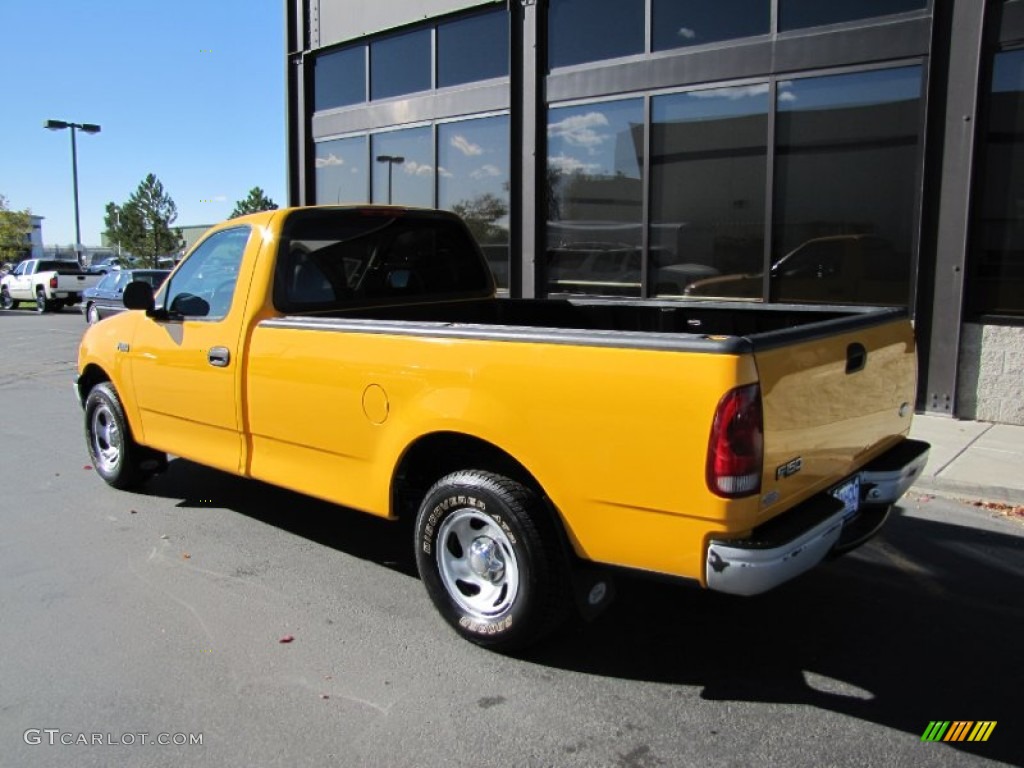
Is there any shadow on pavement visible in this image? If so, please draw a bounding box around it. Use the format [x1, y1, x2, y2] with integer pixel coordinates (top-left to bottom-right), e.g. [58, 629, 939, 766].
[143, 459, 1023, 765]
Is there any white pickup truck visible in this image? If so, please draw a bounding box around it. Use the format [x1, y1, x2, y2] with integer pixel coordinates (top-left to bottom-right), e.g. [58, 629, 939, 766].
[0, 259, 102, 313]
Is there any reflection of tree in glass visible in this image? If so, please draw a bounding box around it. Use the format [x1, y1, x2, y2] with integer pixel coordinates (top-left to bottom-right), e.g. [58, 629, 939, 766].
[450, 193, 508, 245]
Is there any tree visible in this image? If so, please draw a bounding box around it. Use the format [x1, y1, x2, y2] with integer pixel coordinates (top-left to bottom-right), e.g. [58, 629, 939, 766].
[104, 174, 184, 268]
[230, 187, 278, 218]
[450, 193, 508, 245]
[0, 194, 32, 263]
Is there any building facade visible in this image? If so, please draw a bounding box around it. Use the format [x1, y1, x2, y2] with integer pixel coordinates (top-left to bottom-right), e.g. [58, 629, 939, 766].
[287, 0, 1024, 424]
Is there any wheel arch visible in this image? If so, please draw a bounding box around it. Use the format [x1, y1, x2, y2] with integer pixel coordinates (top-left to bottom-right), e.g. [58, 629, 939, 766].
[391, 431, 577, 557]
[76, 363, 111, 407]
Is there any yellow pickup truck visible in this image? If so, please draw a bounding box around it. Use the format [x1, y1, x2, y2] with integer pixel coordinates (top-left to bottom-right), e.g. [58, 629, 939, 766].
[76, 206, 929, 650]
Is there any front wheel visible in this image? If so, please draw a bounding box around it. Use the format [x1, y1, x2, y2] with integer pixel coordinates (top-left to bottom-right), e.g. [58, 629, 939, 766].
[0, 287, 13, 310]
[84, 382, 154, 489]
[415, 470, 568, 651]
[86, 303, 100, 324]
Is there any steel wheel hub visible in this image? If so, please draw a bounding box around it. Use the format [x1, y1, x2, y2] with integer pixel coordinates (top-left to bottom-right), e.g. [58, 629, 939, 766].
[436, 508, 519, 619]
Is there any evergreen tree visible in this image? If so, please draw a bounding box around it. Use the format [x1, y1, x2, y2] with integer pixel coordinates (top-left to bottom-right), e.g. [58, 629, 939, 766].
[105, 175, 184, 268]
[230, 187, 278, 218]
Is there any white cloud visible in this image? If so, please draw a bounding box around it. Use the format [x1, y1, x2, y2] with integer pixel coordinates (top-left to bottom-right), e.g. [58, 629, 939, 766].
[402, 160, 434, 177]
[690, 83, 771, 101]
[678, 27, 697, 40]
[547, 111, 610, 153]
[315, 153, 344, 168]
[438, 165, 454, 178]
[470, 164, 501, 180]
[548, 153, 601, 175]
[778, 90, 798, 103]
[450, 134, 483, 157]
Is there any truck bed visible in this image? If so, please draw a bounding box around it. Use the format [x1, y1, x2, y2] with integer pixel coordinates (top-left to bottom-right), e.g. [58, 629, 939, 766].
[297, 296, 904, 351]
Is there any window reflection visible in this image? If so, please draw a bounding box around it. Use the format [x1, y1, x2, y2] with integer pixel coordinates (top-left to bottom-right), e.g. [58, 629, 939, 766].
[970, 48, 1024, 317]
[652, 0, 769, 51]
[546, 99, 644, 296]
[779, 0, 926, 32]
[370, 29, 431, 100]
[371, 127, 434, 207]
[771, 66, 922, 305]
[651, 85, 768, 298]
[548, 0, 644, 69]
[438, 116, 511, 290]
[438, 8, 509, 88]
[315, 136, 368, 204]
[315, 46, 366, 111]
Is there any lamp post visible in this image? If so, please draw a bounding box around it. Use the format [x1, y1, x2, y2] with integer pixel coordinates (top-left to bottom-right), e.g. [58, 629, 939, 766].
[375, 154, 404, 205]
[44, 119, 101, 265]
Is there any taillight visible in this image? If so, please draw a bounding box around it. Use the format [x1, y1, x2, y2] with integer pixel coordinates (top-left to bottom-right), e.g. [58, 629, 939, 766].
[50, 275, 58, 289]
[707, 383, 764, 498]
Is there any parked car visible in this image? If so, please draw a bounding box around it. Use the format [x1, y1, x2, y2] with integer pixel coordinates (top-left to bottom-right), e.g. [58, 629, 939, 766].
[86, 254, 138, 275]
[82, 269, 170, 324]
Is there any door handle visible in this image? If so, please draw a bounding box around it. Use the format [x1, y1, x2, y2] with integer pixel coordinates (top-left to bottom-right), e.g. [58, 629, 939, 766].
[846, 342, 867, 374]
[208, 347, 231, 367]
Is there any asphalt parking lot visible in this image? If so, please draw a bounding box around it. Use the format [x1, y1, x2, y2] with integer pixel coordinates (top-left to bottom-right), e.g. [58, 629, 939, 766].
[1, 308, 1022, 768]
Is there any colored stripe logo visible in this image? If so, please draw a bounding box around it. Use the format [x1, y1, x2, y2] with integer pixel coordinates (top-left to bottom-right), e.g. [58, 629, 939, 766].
[921, 721, 997, 742]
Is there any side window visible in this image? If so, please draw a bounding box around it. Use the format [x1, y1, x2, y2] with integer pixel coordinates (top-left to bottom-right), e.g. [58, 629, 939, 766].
[96, 273, 118, 292]
[163, 227, 250, 320]
[115, 272, 133, 292]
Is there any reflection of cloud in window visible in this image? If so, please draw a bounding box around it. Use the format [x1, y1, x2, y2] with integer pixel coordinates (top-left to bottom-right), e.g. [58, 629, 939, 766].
[690, 84, 770, 101]
[450, 134, 483, 156]
[678, 27, 696, 40]
[547, 112, 610, 153]
[438, 166, 454, 178]
[470, 164, 501, 180]
[548, 153, 602, 175]
[316, 153, 344, 168]
[402, 160, 435, 176]
[778, 81, 797, 103]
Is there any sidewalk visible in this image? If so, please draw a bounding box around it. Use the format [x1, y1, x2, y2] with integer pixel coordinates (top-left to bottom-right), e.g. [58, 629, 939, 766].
[909, 413, 1024, 505]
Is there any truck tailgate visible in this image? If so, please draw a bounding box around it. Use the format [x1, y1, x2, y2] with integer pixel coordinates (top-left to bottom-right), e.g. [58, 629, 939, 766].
[753, 314, 917, 522]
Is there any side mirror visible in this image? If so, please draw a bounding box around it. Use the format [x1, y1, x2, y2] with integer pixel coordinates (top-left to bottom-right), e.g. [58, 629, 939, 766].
[123, 280, 155, 312]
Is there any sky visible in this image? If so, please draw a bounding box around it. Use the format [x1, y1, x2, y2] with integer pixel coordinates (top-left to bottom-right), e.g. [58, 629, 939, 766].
[1, 0, 286, 248]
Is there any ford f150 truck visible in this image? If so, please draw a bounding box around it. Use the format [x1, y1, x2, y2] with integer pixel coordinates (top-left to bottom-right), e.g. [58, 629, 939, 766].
[76, 206, 929, 650]
[1, 258, 101, 312]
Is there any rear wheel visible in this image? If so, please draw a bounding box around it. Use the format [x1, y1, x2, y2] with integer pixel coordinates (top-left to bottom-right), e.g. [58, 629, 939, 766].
[35, 288, 48, 314]
[84, 382, 164, 489]
[0, 287, 13, 310]
[415, 470, 569, 651]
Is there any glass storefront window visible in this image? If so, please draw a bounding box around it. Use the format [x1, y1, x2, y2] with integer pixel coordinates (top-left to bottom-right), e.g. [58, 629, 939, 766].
[438, 8, 509, 88]
[546, 98, 644, 296]
[970, 48, 1024, 318]
[651, 85, 768, 299]
[315, 46, 366, 111]
[548, 0, 644, 69]
[371, 127, 434, 207]
[779, 0, 927, 32]
[652, 1, 770, 52]
[370, 29, 431, 100]
[438, 115, 511, 290]
[315, 136, 369, 204]
[773, 66, 923, 305]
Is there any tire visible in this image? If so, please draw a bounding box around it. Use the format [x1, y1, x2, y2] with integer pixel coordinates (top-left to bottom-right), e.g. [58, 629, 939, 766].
[35, 289, 48, 314]
[0, 287, 13, 310]
[415, 470, 568, 651]
[84, 382, 153, 490]
[86, 303, 100, 324]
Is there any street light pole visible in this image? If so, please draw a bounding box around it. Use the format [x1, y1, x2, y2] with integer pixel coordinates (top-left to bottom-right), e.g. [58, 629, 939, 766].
[375, 155, 405, 205]
[45, 119, 101, 265]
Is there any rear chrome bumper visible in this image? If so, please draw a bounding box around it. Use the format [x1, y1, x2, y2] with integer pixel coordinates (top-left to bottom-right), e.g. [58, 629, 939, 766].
[706, 438, 930, 597]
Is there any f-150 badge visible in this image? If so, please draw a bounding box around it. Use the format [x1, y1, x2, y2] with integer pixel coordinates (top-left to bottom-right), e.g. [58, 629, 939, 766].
[776, 457, 803, 480]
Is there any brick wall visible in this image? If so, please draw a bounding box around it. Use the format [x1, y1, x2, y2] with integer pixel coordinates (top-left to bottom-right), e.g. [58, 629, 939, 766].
[957, 323, 1024, 425]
